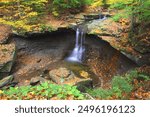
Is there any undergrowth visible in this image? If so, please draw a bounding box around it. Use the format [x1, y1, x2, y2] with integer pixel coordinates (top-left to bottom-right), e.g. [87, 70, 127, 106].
[0, 83, 84, 100]
[86, 70, 150, 99]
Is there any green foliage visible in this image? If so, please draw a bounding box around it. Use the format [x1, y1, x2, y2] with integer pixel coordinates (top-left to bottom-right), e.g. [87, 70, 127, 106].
[125, 70, 150, 81]
[112, 76, 133, 93]
[112, 13, 129, 21]
[40, 24, 53, 32]
[0, 0, 49, 34]
[21, 0, 48, 13]
[1, 82, 85, 100]
[87, 88, 113, 99]
[52, 0, 93, 9]
[109, 0, 133, 9]
[109, 0, 150, 23]
[110, 2, 127, 9]
[132, 0, 150, 23]
[109, 1, 132, 22]
[86, 70, 149, 99]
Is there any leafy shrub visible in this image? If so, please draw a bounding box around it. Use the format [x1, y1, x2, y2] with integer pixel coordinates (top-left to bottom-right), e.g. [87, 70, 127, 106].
[0, 82, 85, 100]
[132, 0, 150, 23]
[21, 0, 48, 13]
[86, 70, 149, 99]
[52, 0, 92, 9]
[109, 0, 133, 10]
[40, 24, 53, 32]
[112, 76, 133, 94]
[87, 88, 113, 99]
[0, 0, 49, 34]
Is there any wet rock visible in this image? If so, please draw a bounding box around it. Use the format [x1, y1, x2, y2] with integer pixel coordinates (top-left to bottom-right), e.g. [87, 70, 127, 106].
[0, 24, 12, 44]
[30, 76, 42, 85]
[49, 67, 75, 84]
[76, 79, 93, 92]
[0, 44, 16, 73]
[84, 14, 101, 21]
[0, 75, 14, 88]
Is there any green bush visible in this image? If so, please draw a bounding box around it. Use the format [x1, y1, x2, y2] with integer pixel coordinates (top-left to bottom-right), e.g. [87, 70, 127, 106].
[52, 0, 92, 9]
[86, 70, 150, 99]
[109, 2, 127, 10]
[1, 82, 85, 100]
[112, 76, 133, 93]
[21, 0, 48, 13]
[40, 24, 53, 32]
[132, 0, 150, 23]
[87, 88, 113, 99]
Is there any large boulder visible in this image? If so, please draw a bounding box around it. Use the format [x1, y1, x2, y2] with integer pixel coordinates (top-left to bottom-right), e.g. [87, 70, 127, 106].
[49, 67, 75, 84]
[87, 18, 121, 37]
[0, 44, 16, 75]
[0, 24, 12, 44]
[49, 67, 93, 88]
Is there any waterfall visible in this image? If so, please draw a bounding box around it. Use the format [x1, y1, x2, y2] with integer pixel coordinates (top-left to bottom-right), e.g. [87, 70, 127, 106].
[67, 27, 85, 62]
[67, 14, 106, 63]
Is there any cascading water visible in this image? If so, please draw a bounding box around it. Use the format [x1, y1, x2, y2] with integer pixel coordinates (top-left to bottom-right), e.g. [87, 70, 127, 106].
[67, 15, 107, 62]
[67, 27, 85, 62]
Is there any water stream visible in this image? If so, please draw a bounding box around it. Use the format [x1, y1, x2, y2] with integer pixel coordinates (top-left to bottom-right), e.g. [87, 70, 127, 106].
[67, 27, 85, 62]
[67, 14, 107, 63]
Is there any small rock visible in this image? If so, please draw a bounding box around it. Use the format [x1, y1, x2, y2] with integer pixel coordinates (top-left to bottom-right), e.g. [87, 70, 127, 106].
[0, 75, 14, 88]
[30, 76, 42, 85]
[37, 59, 41, 63]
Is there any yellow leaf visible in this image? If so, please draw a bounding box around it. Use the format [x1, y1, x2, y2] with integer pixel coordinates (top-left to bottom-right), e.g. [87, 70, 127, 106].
[0, 90, 4, 94]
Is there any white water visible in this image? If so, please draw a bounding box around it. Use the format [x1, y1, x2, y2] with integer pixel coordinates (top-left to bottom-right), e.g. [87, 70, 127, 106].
[67, 28, 85, 62]
[67, 15, 106, 62]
